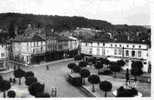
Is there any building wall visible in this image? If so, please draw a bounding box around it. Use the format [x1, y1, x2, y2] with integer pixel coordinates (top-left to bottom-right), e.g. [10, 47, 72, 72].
[0, 44, 8, 69]
[12, 41, 46, 64]
[0, 44, 8, 60]
[81, 41, 150, 72]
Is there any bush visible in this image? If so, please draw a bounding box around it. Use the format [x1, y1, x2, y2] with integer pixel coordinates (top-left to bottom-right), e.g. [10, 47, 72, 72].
[25, 71, 34, 79]
[28, 82, 45, 97]
[25, 76, 37, 86]
[116, 87, 138, 97]
[0, 80, 11, 97]
[72, 66, 81, 73]
[7, 90, 16, 98]
[35, 92, 50, 98]
[14, 68, 25, 85]
[99, 81, 112, 97]
[78, 61, 87, 68]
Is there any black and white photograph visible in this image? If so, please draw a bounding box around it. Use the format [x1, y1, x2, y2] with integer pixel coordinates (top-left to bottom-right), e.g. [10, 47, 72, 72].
[0, 0, 151, 98]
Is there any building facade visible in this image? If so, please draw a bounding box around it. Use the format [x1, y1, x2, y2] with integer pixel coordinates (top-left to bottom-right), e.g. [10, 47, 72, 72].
[81, 41, 150, 72]
[0, 44, 9, 70]
[12, 34, 46, 64]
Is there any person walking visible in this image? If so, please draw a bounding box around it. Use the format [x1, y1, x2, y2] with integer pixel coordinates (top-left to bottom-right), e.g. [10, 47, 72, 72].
[46, 65, 49, 70]
[51, 88, 54, 97]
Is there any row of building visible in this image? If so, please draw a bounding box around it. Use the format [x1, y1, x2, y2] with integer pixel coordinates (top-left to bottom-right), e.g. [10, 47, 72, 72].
[80, 41, 151, 72]
[0, 28, 80, 69]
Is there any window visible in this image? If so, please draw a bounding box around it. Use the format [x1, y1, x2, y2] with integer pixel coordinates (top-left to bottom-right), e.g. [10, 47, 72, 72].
[1, 53, 5, 57]
[126, 50, 129, 56]
[103, 43, 105, 46]
[119, 49, 122, 55]
[86, 43, 87, 46]
[114, 49, 117, 55]
[127, 45, 129, 47]
[139, 45, 141, 48]
[132, 45, 135, 48]
[102, 49, 105, 55]
[115, 44, 117, 47]
[37, 42, 38, 46]
[111, 44, 112, 47]
[97, 48, 100, 55]
[89, 48, 92, 54]
[119, 44, 121, 47]
[138, 51, 141, 57]
[132, 51, 135, 57]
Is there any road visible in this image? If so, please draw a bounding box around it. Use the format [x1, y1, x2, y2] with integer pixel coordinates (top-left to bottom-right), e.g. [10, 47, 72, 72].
[1, 60, 86, 97]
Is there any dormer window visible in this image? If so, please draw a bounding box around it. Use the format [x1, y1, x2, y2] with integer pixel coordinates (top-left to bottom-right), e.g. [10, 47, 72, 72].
[132, 45, 135, 48]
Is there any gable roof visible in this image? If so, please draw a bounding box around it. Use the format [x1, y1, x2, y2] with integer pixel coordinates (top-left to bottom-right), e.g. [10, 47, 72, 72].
[12, 34, 45, 42]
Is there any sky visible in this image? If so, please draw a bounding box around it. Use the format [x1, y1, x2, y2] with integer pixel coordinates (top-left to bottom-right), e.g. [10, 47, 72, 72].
[0, 0, 150, 25]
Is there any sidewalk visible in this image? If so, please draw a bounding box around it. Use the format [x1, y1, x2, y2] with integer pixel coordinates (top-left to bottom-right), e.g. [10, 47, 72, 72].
[79, 74, 150, 97]
[0, 68, 14, 74]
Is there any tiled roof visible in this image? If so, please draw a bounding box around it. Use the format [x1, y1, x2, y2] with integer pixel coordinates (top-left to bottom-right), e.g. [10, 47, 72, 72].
[81, 39, 150, 45]
[12, 34, 45, 42]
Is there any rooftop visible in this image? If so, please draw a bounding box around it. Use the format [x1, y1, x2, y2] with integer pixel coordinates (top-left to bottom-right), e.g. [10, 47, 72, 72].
[12, 34, 45, 42]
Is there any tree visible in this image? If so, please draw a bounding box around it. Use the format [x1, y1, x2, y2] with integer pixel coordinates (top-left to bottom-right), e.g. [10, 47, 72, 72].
[8, 21, 16, 39]
[110, 62, 122, 77]
[14, 68, 25, 85]
[131, 61, 143, 82]
[94, 62, 103, 74]
[80, 69, 90, 85]
[28, 82, 45, 97]
[25, 71, 34, 79]
[88, 75, 100, 92]
[72, 66, 81, 73]
[74, 55, 82, 61]
[116, 86, 138, 97]
[100, 58, 110, 65]
[117, 60, 125, 67]
[78, 61, 87, 68]
[35, 92, 50, 98]
[67, 63, 77, 73]
[99, 81, 112, 97]
[7, 90, 16, 98]
[0, 75, 3, 82]
[25, 76, 37, 86]
[0, 80, 11, 97]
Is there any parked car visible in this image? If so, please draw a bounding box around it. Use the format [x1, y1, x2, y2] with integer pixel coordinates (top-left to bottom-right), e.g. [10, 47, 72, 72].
[66, 73, 82, 87]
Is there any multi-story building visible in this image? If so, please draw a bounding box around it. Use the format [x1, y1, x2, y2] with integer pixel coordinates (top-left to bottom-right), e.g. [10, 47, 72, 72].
[12, 34, 46, 64]
[81, 41, 150, 72]
[0, 43, 9, 70]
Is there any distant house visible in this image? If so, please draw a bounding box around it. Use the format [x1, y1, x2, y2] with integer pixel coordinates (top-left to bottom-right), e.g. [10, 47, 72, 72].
[81, 40, 150, 72]
[12, 34, 46, 64]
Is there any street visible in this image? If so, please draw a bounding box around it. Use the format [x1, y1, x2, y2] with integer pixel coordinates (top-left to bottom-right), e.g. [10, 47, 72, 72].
[1, 60, 86, 97]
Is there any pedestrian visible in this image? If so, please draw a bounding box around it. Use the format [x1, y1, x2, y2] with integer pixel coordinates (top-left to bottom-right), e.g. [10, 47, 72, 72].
[13, 78, 16, 84]
[51, 88, 54, 97]
[46, 65, 49, 70]
[9, 77, 13, 83]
